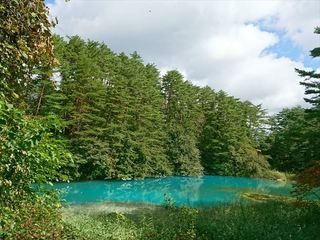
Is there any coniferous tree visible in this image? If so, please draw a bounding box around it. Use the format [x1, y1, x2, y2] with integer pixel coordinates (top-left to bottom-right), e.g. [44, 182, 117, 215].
[162, 70, 203, 175]
[29, 34, 273, 180]
[295, 27, 320, 162]
[199, 91, 269, 176]
[268, 107, 311, 171]
[296, 27, 320, 113]
[104, 53, 170, 178]
[290, 27, 320, 196]
[267, 28, 320, 174]
[42, 36, 112, 179]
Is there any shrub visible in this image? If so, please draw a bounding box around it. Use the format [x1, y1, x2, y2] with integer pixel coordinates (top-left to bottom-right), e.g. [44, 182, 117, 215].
[0, 96, 72, 238]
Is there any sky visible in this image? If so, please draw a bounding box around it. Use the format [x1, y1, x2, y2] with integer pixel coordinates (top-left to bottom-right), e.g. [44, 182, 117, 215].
[46, 0, 320, 113]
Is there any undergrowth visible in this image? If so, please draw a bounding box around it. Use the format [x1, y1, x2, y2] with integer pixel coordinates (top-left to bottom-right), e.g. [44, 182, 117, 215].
[62, 201, 320, 240]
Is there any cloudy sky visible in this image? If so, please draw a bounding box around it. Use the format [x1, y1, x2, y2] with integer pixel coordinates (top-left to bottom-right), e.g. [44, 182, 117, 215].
[46, 0, 320, 113]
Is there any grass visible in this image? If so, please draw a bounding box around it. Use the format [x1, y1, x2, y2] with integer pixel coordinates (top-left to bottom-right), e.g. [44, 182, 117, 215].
[259, 169, 295, 182]
[61, 200, 320, 240]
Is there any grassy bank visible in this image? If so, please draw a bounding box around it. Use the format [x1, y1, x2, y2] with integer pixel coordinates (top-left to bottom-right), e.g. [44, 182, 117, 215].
[61, 200, 320, 240]
[259, 169, 295, 182]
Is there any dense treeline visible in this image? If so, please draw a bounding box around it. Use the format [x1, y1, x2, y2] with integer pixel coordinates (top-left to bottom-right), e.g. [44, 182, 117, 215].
[1, 1, 319, 183]
[1, 0, 319, 238]
[19, 35, 274, 180]
[4, 31, 320, 181]
[268, 107, 318, 172]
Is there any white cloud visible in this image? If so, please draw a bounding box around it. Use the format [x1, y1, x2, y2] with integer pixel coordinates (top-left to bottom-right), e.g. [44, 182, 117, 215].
[48, 0, 318, 113]
[271, 1, 320, 51]
[224, 56, 308, 112]
[202, 24, 278, 60]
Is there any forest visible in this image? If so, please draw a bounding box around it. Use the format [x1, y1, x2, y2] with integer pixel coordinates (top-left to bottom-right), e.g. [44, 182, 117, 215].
[0, 1, 319, 239]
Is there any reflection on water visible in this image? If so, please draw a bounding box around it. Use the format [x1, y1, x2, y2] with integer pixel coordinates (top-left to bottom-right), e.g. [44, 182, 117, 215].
[51, 176, 292, 207]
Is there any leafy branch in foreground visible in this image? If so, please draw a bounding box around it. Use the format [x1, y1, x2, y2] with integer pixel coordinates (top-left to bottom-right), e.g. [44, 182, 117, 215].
[0, 0, 55, 106]
[0, 95, 72, 238]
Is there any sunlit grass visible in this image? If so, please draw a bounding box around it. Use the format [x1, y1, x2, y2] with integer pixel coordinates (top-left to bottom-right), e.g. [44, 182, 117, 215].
[62, 200, 320, 240]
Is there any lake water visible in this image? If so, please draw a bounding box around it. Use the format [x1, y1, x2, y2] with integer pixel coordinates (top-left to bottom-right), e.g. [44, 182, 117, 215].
[52, 176, 292, 207]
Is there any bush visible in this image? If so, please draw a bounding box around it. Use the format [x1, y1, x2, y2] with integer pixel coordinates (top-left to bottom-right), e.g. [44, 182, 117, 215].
[0, 97, 72, 238]
[0, 193, 63, 239]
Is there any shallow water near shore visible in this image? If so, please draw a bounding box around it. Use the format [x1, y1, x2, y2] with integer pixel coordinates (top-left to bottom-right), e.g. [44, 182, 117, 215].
[52, 176, 292, 207]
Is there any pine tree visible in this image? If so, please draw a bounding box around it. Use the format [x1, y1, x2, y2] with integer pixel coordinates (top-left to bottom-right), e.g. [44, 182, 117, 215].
[268, 107, 311, 171]
[296, 27, 320, 113]
[104, 53, 170, 178]
[293, 26, 320, 167]
[162, 70, 203, 176]
[295, 27, 320, 162]
[42, 36, 113, 179]
[199, 91, 269, 176]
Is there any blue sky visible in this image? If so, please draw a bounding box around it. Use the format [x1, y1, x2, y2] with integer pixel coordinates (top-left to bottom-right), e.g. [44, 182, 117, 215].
[251, 20, 319, 69]
[45, 0, 319, 70]
[46, 0, 319, 112]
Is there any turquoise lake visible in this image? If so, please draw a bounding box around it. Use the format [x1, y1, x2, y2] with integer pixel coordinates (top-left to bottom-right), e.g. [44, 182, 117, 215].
[52, 176, 292, 207]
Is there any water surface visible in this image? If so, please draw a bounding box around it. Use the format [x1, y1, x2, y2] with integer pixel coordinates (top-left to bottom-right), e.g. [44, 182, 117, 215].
[52, 176, 291, 207]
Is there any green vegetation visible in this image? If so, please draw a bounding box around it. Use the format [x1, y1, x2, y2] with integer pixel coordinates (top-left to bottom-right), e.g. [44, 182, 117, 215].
[61, 201, 320, 240]
[0, 0, 319, 239]
[0, 0, 55, 107]
[0, 1, 66, 238]
[267, 27, 320, 197]
[23, 35, 272, 180]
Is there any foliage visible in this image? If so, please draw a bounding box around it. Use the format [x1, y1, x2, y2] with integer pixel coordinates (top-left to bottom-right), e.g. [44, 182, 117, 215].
[43, 37, 172, 179]
[289, 27, 320, 197]
[195, 201, 320, 240]
[0, 0, 70, 238]
[295, 27, 320, 163]
[0, 96, 71, 194]
[162, 70, 203, 175]
[30, 36, 272, 180]
[199, 91, 270, 177]
[62, 212, 140, 240]
[268, 107, 313, 172]
[47, 36, 113, 179]
[294, 161, 320, 200]
[266, 27, 320, 198]
[0, 0, 319, 238]
[0, 0, 55, 106]
[103, 53, 170, 178]
[0, 193, 64, 239]
[295, 27, 320, 111]
[0, 96, 71, 238]
[62, 201, 320, 240]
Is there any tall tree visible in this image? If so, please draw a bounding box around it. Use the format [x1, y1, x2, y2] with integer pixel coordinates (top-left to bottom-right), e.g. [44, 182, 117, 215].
[44, 36, 112, 179]
[199, 91, 269, 176]
[296, 27, 320, 115]
[46, 39, 172, 179]
[268, 107, 311, 172]
[104, 53, 170, 178]
[295, 26, 320, 162]
[268, 28, 320, 174]
[293, 27, 320, 197]
[162, 70, 203, 175]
